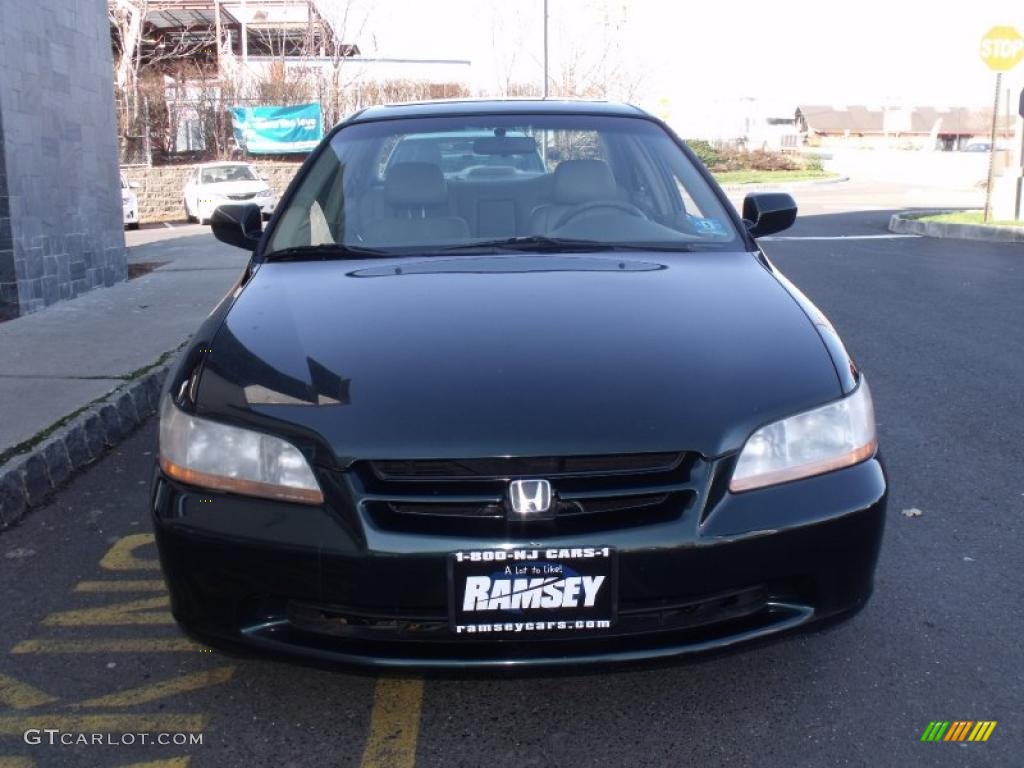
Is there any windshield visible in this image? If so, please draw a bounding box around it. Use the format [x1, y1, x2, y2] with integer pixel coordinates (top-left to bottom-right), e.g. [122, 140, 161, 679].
[201, 165, 258, 184]
[267, 114, 739, 255]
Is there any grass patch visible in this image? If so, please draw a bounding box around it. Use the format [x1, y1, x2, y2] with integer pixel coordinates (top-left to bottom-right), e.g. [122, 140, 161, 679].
[121, 344, 184, 382]
[917, 210, 1024, 228]
[714, 169, 838, 185]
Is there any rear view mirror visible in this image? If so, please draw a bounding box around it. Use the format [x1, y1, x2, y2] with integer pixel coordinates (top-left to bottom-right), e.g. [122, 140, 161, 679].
[473, 136, 537, 156]
[210, 204, 262, 251]
[742, 193, 797, 237]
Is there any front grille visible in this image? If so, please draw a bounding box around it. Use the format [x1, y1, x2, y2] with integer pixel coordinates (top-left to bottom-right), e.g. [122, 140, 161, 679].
[282, 585, 768, 643]
[370, 453, 683, 480]
[348, 452, 704, 535]
[227, 192, 256, 200]
[389, 501, 505, 519]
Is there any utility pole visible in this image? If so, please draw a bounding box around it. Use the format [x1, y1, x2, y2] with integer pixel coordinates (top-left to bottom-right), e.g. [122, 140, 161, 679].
[983, 72, 1002, 222]
[542, 0, 549, 99]
[241, 0, 248, 67]
[214, 0, 223, 67]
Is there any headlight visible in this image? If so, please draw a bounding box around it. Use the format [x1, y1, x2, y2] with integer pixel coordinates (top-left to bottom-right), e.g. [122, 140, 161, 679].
[158, 397, 323, 504]
[256, 188, 273, 198]
[729, 379, 876, 493]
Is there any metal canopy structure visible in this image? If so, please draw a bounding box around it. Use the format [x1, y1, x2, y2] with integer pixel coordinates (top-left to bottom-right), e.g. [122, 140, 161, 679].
[117, 1, 358, 65]
[142, 2, 237, 60]
[145, 2, 238, 30]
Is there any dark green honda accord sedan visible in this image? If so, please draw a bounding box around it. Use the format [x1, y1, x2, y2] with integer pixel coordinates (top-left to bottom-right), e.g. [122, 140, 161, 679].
[151, 100, 886, 668]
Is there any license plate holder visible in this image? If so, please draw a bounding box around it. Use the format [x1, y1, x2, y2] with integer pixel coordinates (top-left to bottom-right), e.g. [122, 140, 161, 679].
[448, 547, 617, 637]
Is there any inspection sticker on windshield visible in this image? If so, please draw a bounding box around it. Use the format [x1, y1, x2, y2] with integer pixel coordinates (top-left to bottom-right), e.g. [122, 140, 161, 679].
[691, 216, 729, 237]
[448, 548, 617, 635]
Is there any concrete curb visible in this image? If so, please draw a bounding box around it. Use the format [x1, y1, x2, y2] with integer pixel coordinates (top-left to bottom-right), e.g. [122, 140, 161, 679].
[889, 211, 1024, 243]
[719, 175, 849, 192]
[0, 362, 173, 530]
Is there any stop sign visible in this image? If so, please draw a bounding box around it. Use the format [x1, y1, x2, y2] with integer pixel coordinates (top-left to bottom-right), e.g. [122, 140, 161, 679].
[979, 26, 1024, 71]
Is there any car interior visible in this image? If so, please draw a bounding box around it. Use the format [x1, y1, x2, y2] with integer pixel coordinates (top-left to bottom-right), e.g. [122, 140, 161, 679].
[269, 123, 737, 252]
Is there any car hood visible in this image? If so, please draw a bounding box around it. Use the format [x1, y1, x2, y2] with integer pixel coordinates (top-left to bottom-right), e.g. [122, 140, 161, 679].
[198, 252, 841, 462]
[199, 180, 269, 195]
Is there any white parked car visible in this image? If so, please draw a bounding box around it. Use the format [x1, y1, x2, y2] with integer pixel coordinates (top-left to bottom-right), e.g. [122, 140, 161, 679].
[183, 162, 276, 225]
[120, 172, 139, 230]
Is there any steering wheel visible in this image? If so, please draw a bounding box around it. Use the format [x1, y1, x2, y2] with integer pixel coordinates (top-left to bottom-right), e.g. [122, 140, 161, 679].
[552, 200, 648, 230]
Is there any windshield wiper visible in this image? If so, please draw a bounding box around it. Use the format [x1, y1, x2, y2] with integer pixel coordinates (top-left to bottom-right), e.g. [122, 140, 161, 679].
[266, 237, 704, 260]
[435, 236, 698, 253]
[437, 236, 616, 253]
[264, 243, 393, 261]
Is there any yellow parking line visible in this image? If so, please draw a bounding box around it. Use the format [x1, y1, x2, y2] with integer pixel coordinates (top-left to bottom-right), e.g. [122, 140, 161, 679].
[0, 714, 205, 735]
[118, 759, 191, 768]
[76, 667, 235, 709]
[0, 757, 35, 767]
[74, 580, 167, 593]
[360, 677, 424, 768]
[0, 673, 58, 710]
[42, 596, 173, 627]
[11, 639, 204, 655]
[99, 535, 161, 572]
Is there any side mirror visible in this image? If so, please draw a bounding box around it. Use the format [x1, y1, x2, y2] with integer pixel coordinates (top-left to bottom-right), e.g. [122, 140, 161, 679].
[211, 204, 262, 251]
[742, 192, 797, 237]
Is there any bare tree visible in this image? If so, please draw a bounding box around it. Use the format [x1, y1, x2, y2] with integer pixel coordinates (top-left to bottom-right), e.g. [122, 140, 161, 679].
[541, 0, 643, 101]
[247, 59, 316, 105]
[487, 1, 537, 97]
[313, 0, 371, 128]
[108, 0, 218, 120]
[108, 0, 146, 118]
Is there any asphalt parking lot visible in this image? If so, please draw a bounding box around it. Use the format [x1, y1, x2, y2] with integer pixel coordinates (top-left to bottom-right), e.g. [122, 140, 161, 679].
[1, 191, 1021, 767]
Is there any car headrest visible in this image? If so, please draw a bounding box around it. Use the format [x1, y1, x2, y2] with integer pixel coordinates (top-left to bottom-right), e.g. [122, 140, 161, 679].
[396, 142, 443, 166]
[385, 162, 448, 207]
[552, 159, 616, 204]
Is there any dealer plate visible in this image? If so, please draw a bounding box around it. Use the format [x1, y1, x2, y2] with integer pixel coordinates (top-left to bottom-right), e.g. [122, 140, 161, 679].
[448, 547, 617, 636]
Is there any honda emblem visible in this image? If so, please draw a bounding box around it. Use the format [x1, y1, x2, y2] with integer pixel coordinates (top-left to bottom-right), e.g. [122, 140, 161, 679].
[508, 479, 553, 517]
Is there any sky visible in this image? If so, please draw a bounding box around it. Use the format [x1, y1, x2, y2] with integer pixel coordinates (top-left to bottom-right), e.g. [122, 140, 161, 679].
[324, 0, 1024, 115]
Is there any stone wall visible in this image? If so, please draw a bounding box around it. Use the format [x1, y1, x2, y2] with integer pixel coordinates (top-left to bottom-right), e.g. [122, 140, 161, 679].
[0, 106, 13, 320]
[122, 162, 305, 223]
[0, 0, 126, 317]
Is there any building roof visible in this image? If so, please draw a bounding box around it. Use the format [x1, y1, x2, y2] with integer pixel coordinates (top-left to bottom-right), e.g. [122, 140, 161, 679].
[348, 99, 648, 124]
[797, 105, 1014, 136]
[128, 1, 356, 61]
[797, 105, 883, 133]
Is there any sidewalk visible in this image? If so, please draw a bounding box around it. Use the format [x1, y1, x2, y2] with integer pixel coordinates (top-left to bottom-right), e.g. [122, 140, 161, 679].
[0, 226, 247, 524]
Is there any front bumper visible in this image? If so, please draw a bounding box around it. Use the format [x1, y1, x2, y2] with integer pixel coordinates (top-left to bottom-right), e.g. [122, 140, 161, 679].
[152, 457, 886, 669]
[200, 198, 275, 220]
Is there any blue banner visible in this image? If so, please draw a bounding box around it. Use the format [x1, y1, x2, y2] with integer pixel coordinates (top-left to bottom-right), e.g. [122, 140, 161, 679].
[229, 103, 322, 154]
